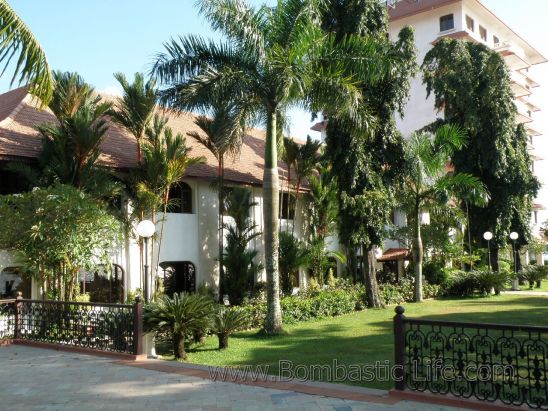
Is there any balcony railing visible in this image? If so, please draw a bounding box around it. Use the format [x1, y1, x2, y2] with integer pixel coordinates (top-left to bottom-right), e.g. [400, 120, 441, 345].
[495, 41, 531, 70]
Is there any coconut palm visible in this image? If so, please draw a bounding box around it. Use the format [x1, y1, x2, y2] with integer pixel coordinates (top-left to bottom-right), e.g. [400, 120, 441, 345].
[152, 0, 388, 333]
[143, 292, 214, 359]
[187, 102, 248, 300]
[0, 1, 52, 103]
[110, 72, 158, 164]
[401, 124, 489, 302]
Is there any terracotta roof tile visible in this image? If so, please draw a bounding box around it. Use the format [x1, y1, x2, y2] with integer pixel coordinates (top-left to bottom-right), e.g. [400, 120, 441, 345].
[377, 248, 411, 262]
[0, 90, 291, 186]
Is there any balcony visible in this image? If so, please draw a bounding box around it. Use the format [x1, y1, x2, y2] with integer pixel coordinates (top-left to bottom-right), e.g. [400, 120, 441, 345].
[495, 41, 531, 71]
[510, 72, 532, 97]
[520, 69, 540, 88]
[520, 96, 541, 113]
[525, 123, 542, 137]
[515, 100, 533, 124]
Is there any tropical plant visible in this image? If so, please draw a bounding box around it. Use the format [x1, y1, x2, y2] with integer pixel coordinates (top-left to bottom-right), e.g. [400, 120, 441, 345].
[143, 292, 214, 359]
[520, 265, 548, 289]
[188, 101, 248, 299]
[281, 137, 300, 228]
[0, 184, 121, 300]
[400, 125, 489, 302]
[422, 39, 540, 270]
[322, 0, 415, 308]
[110, 72, 158, 164]
[211, 307, 248, 349]
[223, 187, 263, 305]
[152, 0, 389, 333]
[278, 231, 309, 294]
[0, 1, 52, 103]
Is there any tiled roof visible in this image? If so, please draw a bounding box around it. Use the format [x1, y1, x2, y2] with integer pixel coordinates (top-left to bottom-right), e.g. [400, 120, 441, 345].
[377, 248, 411, 262]
[0, 88, 292, 187]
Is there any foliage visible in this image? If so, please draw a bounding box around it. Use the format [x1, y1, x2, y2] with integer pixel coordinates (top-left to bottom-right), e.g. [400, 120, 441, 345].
[143, 292, 214, 359]
[223, 187, 263, 305]
[520, 265, 548, 289]
[378, 278, 442, 306]
[210, 307, 249, 349]
[399, 125, 489, 302]
[278, 231, 309, 294]
[151, 0, 391, 333]
[422, 260, 450, 286]
[0, 1, 53, 103]
[444, 269, 510, 297]
[422, 39, 540, 262]
[0, 184, 121, 300]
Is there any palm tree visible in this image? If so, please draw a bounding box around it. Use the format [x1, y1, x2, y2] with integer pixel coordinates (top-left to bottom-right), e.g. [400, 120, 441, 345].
[187, 102, 247, 300]
[110, 72, 158, 164]
[151, 0, 385, 333]
[0, 1, 53, 103]
[281, 137, 299, 229]
[401, 125, 489, 302]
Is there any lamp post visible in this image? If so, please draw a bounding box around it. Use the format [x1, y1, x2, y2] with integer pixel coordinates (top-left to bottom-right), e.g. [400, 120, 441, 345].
[510, 232, 519, 290]
[483, 231, 493, 271]
[137, 220, 155, 302]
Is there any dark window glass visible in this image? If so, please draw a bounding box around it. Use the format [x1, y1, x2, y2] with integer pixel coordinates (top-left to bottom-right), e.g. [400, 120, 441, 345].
[0, 168, 28, 195]
[168, 182, 192, 214]
[280, 192, 296, 220]
[480, 25, 487, 41]
[80, 264, 125, 303]
[439, 14, 454, 31]
[493, 35, 500, 45]
[161, 261, 196, 295]
[0, 267, 31, 298]
[466, 15, 475, 32]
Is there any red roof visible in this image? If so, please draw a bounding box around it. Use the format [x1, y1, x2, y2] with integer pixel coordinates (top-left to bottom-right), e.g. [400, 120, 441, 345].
[377, 248, 411, 262]
[0, 88, 293, 187]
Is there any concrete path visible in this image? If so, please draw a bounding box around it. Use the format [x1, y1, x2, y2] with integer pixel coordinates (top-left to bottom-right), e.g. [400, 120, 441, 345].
[503, 290, 548, 296]
[0, 345, 469, 411]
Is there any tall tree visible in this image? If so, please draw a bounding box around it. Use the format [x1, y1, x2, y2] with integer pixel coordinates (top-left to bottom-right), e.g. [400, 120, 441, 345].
[422, 39, 540, 269]
[400, 125, 489, 301]
[321, 0, 416, 307]
[188, 102, 247, 300]
[110, 72, 158, 164]
[0, 1, 53, 103]
[152, 0, 387, 333]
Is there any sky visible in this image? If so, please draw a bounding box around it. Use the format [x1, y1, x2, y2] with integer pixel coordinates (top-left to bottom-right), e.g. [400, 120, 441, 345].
[2, 0, 548, 140]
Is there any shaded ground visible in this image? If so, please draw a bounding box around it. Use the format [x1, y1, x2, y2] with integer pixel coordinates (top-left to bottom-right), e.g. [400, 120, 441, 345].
[0, 345, 468, 411]
[160, 294, 548, 390]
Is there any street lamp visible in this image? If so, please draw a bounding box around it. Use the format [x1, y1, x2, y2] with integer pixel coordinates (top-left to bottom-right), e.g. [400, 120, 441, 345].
[510, 232, 519, 290]
[137, 220, 155, 302]
[483, 231, 493, 270]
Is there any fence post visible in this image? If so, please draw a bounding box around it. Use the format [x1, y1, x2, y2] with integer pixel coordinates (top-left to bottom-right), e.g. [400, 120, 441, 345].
[393, 305, 406, 391]
[133, 296, 144, 356]
[13, 291, 23, 340]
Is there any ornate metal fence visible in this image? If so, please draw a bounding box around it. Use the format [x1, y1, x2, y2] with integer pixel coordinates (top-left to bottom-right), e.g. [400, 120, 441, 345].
[0, 293, 143, 355]
[394, 306, 548, 409]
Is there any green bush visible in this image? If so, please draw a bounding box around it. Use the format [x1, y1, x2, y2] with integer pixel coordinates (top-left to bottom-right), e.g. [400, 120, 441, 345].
[474, 269, 509, 295]
[445, 269, 510, 297]
[423, 260, 449, 286]
[445, 270, 477, 297]
[378, 278, 442, 305]
[520, 265, 548, 289]
[211, 307, 249, 349]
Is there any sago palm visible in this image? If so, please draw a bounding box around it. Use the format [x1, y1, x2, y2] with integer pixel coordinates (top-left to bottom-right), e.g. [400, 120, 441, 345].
[0, 1, 52, 103]
[152, 0, 387, 333]
[401, 124, 489, 302]
[211, 307, 249, 349]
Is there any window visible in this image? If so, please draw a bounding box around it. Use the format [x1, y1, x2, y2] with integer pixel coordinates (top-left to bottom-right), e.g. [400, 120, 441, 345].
[280, 192, 296, 220]
[168, 182, 192, 214]
[79, 264, 125, 303]
[161, 261, 196, 295]
[534, 211, 538, 225]
[466, 15, 475, 32]
[0, 169, 28, 195]
[493, 35, 500, 46]
[0, 267, 30, 298]
[439, 14, 454, 32]
[479, 25, 487, 41]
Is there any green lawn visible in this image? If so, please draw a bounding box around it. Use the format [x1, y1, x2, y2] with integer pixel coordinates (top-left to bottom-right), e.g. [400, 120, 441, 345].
[158, 295, 548, 390]
[519, 280, 548, 292]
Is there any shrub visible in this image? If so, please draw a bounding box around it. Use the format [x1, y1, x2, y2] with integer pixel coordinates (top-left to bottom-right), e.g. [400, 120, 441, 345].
[445, 269, 510, 297]
[378, 278, 442, 305]
[474, 269, 509, 295]
[211, 307, 249, 349]
[520, 265, 548, 289]
[445, 271, 478, 297]
[143, 293, 214, 359]
[423, 260, 449, 286]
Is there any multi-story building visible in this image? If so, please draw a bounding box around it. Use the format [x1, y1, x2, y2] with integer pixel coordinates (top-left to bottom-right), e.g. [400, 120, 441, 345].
[387, 0, 547, 262]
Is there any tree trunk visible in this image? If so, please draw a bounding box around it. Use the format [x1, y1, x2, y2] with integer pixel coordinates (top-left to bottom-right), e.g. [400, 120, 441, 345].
[218, 157, 225, 302]
[173, 332, 186, 359]
[264, 109, 282, 334]
[491, 247, 499, 272]
[218, 333, 229, 349]
[413, 203, 423, 302]
[362, 245, 384, 308]
[154, 189, 170, 290]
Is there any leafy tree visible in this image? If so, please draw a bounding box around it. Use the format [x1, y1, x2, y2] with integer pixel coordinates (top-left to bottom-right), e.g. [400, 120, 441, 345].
[223, 187, 263, 305]
[152, 0, 388, 333]
[188, 101, 248, 299]
[321, 0, 415, 307]
[110, 72, 158, 164]
[400, 125, 489, 301]
[422, 39, 540, 270]
[278, 231, 309, 294]
[143, 292, 214, 359]
[0, 185, 121, 300]
[0, 1, 53, 103]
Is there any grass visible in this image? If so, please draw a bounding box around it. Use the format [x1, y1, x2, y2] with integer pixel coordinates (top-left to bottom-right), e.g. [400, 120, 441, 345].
[156, 294, 548, 390]
[519, 280, 548, 292]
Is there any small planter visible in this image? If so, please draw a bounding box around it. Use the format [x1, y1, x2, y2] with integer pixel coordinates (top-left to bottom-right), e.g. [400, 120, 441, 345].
[144, 332, 157, 358]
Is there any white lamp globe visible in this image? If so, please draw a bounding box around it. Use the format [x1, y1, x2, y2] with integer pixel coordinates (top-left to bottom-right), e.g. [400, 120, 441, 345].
[483, 231, 493, 241]
[510, 232, 519, 241]
[136, 220, 155, 238]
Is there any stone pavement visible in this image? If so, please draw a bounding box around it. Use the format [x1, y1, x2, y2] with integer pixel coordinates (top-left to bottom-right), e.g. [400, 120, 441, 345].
[0, 345, 470, 411]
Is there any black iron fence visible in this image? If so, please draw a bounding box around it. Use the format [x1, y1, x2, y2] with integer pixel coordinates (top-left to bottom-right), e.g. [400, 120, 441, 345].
[0, 292, 143, 355]
[394, 306, 548, 409]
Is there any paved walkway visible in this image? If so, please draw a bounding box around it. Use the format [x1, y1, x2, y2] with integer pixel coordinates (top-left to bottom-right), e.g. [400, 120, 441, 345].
[504, 290, 548, 296]
[0, 345, 469, 411]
